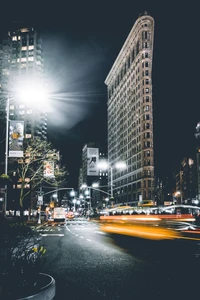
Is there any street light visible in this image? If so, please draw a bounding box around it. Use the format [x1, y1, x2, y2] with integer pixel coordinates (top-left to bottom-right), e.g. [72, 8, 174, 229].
[176, 191, 183, 204]
[4, 85, 48, 214]
[97, 160, 127, 199]
[70, 190, 75, 211]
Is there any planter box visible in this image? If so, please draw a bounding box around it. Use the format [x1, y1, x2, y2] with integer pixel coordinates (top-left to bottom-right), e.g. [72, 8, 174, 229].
[17, 273, 55, 300]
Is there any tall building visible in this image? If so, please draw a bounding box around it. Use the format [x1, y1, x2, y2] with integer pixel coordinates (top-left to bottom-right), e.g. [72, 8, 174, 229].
[8, 27, 47, 140]
[80, 142, 108, 209]
[0, 27, 47, 145]
[105, 12, 155, 205]
[0, 26, 47, 210]
[195, 122, 200, 200]
[174, 157, 197, 204]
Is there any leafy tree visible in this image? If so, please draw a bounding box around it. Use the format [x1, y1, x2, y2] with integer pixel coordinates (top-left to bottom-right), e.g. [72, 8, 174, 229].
[8, 137, 68, 209]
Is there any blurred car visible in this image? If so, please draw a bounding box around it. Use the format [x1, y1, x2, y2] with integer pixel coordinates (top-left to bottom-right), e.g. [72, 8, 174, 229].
[66, 211, 74, 219]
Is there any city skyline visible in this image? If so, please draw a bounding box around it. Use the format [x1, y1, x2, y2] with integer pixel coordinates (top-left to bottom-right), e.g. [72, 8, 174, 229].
[0, 1, 199, 188]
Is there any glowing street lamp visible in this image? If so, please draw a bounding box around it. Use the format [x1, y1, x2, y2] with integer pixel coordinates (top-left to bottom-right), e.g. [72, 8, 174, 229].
[70, 190, 76, 211]
[98, 160, 127, 199]
[176, 191, 183, 204]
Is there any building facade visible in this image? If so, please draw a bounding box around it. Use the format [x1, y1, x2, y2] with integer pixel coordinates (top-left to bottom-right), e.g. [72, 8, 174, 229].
[195, 122, 200, 201]
[0, 27, 47, 144]
[0, 26, 47, 210]
[105, 12, 155, 205]
[80, 142, 108, 209]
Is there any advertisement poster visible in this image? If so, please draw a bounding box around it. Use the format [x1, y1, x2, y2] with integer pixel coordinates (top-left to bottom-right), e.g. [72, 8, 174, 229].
[87, 148, 99, 176]
[44, 160, 54, 177]
[9, 121, 24, 157]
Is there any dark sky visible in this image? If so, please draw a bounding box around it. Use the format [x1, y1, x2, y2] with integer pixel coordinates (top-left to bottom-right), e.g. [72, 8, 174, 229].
[1, 1, 199, 187]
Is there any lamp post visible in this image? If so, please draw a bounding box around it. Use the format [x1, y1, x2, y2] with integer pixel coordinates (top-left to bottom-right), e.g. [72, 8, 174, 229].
[70, 189, 75, 211]
[97, 160, 127, 203]
[4, 97, 10, 214]
[176, 191, 183, 204]
[81, 183, 112, 210]
[4, 85, 48, 215]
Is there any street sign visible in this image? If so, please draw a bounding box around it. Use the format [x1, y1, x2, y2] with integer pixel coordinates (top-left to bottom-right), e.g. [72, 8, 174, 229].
[37, 195, 43, 206]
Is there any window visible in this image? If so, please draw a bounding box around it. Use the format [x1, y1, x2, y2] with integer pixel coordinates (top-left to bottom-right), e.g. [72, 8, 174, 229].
[12, 36, 17, 41]
[146, 105, 149, 111]
[22, 46, 27, 51]
[27, 110, 32, 114]
[132, 49, 135, 61]
[145, 70, 149, 76]
[146, 123, 150, 130]
[146, 88, 149, 93]
[145, 62, 149, 67]
[136, 41, 139, 55]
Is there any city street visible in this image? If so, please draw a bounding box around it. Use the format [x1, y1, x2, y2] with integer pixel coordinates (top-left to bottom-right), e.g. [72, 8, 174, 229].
[37, 218, 200, 300]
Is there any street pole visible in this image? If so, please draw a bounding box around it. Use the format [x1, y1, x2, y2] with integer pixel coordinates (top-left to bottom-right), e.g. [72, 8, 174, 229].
[4, 97, 10, 215]
[38, 186, 43, 224]
[110, 166, 113, 198]
[89, 187, 91, 211]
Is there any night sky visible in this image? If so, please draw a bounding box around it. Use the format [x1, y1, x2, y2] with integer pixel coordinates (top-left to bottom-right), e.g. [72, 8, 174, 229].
[0, 1, 199, 187]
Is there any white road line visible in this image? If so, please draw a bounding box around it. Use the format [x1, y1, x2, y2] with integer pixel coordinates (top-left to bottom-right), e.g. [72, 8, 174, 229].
[86, 239, 91, 242]
[94, 231, 107, 235]
[80, 236, 84, 238]
[42, 234, 64, 236]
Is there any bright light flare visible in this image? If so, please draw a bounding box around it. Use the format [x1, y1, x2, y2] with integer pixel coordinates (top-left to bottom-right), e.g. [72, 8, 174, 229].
[98, 160, 127, 170]
[115, 161, 127, 169]
[19, 88, 47, 105]
[70, 190, 75, 197]
[98, 160, 109, 170]
[92, 183, 99, 188]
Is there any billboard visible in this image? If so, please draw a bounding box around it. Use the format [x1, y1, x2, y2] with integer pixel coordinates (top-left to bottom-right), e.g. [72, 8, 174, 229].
[9, 121, 24, 157]
[44, 160, 54, 177]
[87, 147, 99, 176]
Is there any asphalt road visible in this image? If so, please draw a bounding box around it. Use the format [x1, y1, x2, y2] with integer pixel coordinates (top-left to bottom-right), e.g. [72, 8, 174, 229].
[37, 218, 200, 300]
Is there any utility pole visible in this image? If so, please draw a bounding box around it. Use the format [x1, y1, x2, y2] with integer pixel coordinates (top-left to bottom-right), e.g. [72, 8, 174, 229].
[37, 186, 43, 224]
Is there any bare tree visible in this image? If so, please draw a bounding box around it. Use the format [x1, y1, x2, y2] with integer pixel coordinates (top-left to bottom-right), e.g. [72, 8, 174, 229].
[8, 137, 68, 209]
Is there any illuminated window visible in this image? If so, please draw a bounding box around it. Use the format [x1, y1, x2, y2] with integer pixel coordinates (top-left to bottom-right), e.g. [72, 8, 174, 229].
[19, 104, 25, 108]
[28, 45, 34, 50]
[12, 36, 17, 41]
[18, 36, 21, 40]
[19, 110, 24, 115]
[10, 105, 14, 110]
[26, 134, 32, 138]
[21, 57, 26, 62]
[22, 46, 27, 50]
[27, 109, 32, 114]
[28, 57, 34, 61]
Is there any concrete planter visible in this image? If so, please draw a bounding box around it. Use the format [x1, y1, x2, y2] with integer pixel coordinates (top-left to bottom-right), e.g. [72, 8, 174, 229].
[17, 273, 56, 300]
